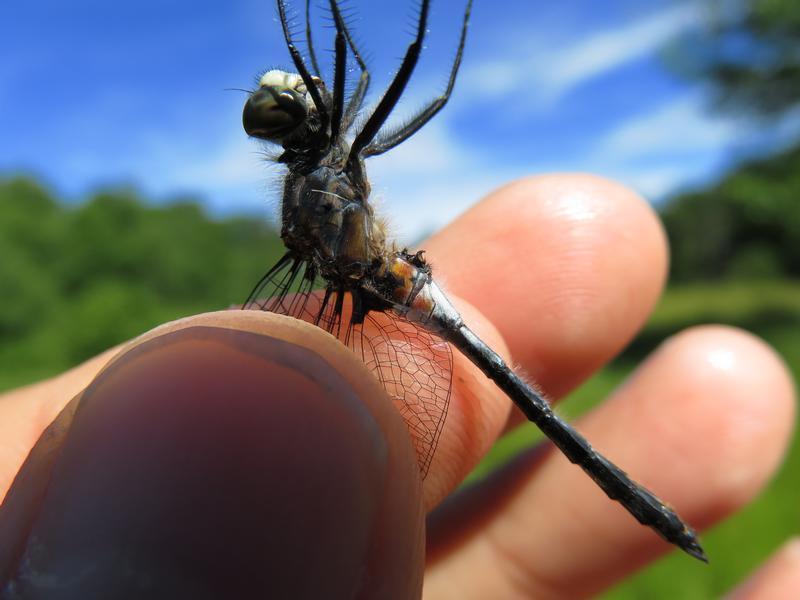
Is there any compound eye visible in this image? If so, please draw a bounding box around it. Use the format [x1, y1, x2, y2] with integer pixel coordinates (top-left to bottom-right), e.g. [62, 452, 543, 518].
[242, 86, 307, 141]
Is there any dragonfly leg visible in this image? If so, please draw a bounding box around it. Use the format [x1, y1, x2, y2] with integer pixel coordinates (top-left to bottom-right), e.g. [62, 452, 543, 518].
[364, 0, 473, 157]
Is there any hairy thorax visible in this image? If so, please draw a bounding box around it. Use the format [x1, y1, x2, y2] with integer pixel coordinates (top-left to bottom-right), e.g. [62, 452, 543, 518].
[280, 158, 387, 285]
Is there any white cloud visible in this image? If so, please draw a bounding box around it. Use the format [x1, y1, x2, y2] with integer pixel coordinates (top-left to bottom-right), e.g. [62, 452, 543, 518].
[537, 4, 699, 102]
[574, 92, 743, 200]
[591, 92, 742, 161]
[582, 93, 800, 200]
[464, 3, 701, 106]
[604, 164, 703, 201]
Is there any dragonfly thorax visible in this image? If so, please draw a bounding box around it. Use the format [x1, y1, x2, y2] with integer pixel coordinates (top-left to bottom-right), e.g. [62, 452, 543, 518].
[281, 162, 384, 284]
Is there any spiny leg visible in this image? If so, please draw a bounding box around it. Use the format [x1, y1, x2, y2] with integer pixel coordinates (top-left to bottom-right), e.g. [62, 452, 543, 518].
[305, 0, 322, 76]
[329, 0, 370, 130]
[243, 252, 294, 309]
[315, 286, 333, 327]
[287, 261, 317, 317]
[365, 0, 473, 157]
[347, 0, 431, 161]
[276, 0, 329, 134]
[273, 257, 305, 312]
[302, 0, 367, 138]
[331, 287, 346, 340]
[329, 1, 348, 143]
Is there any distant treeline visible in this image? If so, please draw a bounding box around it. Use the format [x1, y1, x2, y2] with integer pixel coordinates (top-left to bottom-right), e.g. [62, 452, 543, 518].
[0, 177, 284, 386]
[661, 145, 800, 282]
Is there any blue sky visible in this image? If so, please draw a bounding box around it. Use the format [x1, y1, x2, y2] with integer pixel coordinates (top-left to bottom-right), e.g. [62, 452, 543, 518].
[2, 0, 798, 241]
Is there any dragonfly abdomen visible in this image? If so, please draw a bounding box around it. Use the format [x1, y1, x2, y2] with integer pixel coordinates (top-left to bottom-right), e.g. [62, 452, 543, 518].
[445, 324, 708, 562]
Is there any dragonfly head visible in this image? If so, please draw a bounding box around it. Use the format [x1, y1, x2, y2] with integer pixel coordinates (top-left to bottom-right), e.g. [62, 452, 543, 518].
[243, 70, 322, 141]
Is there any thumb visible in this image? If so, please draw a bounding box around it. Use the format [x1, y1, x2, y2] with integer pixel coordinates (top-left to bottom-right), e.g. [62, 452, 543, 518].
[0, 312, 424, 599]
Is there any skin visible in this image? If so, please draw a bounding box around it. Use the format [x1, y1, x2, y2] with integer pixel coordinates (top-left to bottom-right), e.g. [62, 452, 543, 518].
[0, 174, 796, 598]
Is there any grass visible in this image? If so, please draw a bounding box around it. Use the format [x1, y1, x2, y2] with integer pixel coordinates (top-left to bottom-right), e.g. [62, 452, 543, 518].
[473, 280, 800, 598]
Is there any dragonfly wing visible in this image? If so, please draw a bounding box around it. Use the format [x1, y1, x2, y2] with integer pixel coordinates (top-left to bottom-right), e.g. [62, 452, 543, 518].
[354, 311, 453, 478]
[244, 256, 453, 477]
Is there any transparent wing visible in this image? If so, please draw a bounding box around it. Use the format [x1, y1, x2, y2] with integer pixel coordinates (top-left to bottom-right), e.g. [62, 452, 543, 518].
[244, 254, 453, 477]
[355, 311, 452, 478]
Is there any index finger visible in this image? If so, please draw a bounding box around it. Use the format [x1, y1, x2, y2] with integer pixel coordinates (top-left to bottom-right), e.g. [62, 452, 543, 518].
[425, 174, 668, 399]
[418, 174, 670, 499]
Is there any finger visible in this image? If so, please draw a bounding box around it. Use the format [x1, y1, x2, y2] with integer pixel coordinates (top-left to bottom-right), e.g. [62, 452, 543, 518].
[425, 174, 668, 399]
[1, 312, 424, 598]
[727, 538, 800, 600]
[425, 326, 796, 599]
[0, 346, 121, 498]
[419, 174, 668, 503]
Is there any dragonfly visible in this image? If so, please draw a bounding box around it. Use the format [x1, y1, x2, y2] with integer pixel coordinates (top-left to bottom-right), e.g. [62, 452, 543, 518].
[241, 0, 707, 562]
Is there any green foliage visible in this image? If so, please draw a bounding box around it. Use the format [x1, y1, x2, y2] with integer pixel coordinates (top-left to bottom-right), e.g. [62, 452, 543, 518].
[661, 145, 800, 282]
[0, 176, 285, 388]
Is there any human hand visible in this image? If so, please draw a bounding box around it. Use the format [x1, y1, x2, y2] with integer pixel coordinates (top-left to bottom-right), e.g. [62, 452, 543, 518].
[0, 175, 795, 598]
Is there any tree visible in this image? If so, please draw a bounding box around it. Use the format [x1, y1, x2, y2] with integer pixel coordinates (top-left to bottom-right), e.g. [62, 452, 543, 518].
[662, 145, 800, 281]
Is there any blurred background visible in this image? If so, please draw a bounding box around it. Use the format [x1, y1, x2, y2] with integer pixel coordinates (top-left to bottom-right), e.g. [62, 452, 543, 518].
[1, 0, 798, 596]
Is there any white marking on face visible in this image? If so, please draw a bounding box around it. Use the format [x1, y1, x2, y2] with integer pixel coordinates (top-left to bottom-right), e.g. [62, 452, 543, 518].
[258, 69, 324, 115]
[259, 70, 305, 92]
